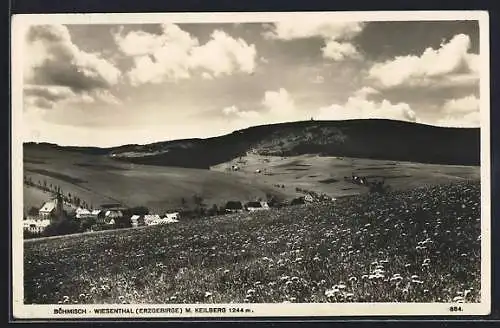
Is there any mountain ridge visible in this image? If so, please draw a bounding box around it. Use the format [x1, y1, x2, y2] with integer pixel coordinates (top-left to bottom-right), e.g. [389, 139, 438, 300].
[24, 119, 480, 168]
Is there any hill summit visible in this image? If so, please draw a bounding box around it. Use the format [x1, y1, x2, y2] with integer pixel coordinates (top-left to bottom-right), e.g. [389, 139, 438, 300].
[25, 119, 480, 169]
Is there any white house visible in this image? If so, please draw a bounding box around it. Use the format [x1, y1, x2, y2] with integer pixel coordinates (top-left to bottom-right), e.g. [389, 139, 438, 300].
[23, 218, 51, 234]
[39, 202, 56, 218]
[76, 207, 92, 219]
[130, 215, 140, 227]
[144, 214, 161, 226]
[105, 210, 123, 219]
[161, 216, 179, 224]
[164, 212, 180, 220]
[246, 201, 265, 212]
[260, 201, 270, 210]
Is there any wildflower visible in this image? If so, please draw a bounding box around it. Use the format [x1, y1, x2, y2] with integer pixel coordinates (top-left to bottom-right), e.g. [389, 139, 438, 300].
[223, 269, 230, 274]
[205, 292, 212, 298]
[349, 277, 358, 282]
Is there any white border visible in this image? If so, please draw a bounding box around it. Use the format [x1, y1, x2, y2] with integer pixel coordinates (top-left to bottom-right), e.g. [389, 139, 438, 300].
[11, 11, 491, 319]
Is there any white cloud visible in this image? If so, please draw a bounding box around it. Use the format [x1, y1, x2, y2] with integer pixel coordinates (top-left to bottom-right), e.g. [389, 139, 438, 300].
[222, 105, 239, 115]
[443, 94, 479, 114]
[322, 40, 360, 60]
[435, 95, 480, 127]
[264, 20, 363, 61]
[189, 30, 256, 76]
[114, 24, 257, 85]
[262, 88, 297, 117]
[316, 92, 417, 123]
[369, 34, 479, 89]
[354, 86, 379, 98]
[221, 105, 262, 131]
[264, 20, 364, 41]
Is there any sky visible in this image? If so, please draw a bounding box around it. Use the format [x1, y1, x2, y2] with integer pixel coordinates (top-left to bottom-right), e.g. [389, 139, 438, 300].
[20, 19, 481, 147]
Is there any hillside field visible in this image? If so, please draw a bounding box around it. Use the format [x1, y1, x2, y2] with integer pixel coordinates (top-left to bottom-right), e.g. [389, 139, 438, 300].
[23, 145, 480, 215]
[24, 180, 481, 304]
[212, 154, 480, 198]
[23, 146, 290, 214]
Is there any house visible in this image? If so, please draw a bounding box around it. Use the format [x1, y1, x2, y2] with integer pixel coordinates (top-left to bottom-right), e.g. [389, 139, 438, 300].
[105, 210, 123, 219]
[225, 201, 244, 213]
[162, 217, 179, 224]
[164, 212, 180, 220]
[38, 202, 56, 218]
[76, 207, 92, 219]
[246, 201, 264, 212]
[91, 209, 104, 218]
[130, 215, 140, 227]
[260, 201, 270, 210]
[144, 214, 161, 226]
[23, 218, 51, 234]
[304, 194, 314, 203]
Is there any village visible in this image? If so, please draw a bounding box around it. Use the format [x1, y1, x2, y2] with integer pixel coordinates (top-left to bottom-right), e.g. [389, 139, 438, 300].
[22, 171, 387, 239]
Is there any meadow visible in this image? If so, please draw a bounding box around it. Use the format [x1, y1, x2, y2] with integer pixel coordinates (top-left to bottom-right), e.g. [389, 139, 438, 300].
[24, 180, 481, 304]
[23, 145, 289, 214]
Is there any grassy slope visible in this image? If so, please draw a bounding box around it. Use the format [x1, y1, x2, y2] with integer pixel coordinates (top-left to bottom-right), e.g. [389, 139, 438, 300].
[24, 180, 480, 304]
[211, 154, 480, 198]
[23, 146, 290, 214]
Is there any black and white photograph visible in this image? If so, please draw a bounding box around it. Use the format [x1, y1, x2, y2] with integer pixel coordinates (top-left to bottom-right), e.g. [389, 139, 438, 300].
[11, 11, 490, 318]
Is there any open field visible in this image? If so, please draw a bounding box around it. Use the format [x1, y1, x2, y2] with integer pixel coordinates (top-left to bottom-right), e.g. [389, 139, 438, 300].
[23, 146, 290, 214]
[24, 180, 480, 304]
[24, 143, 480, 216]
[211, 154, 480, 198]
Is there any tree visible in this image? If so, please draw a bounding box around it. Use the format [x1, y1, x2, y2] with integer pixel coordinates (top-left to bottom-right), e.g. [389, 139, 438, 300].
[207, 204, 219, 216]
[27, 206, 39, 216]
[193, 194, 204, 208]
[130, 206, 149, 216]
[181, 197, 187, 208]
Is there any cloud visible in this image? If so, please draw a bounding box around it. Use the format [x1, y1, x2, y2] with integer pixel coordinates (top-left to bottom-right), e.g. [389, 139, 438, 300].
[23, 25, 122, 113]
[435, 94, 480, 127]
[23, 84, 121, 111]
[201, 72, 214, 80]
[264, 20, 364, 61]
[264, 20, 364, 41]
[25, 25, 121, 92]
[354, 86, 379, 98]
[316, 89, 417, 123]
[369, 34, 479, 89]
[113, 24, 257, 85]
[221, 105, 262, 131]
[262, 88, 297, 117]
[322, 40, 360, 60]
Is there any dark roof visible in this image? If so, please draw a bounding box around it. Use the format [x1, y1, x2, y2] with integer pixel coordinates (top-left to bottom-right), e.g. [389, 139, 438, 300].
[225, 201, 243, 209]
[246, 201, 262, 208]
